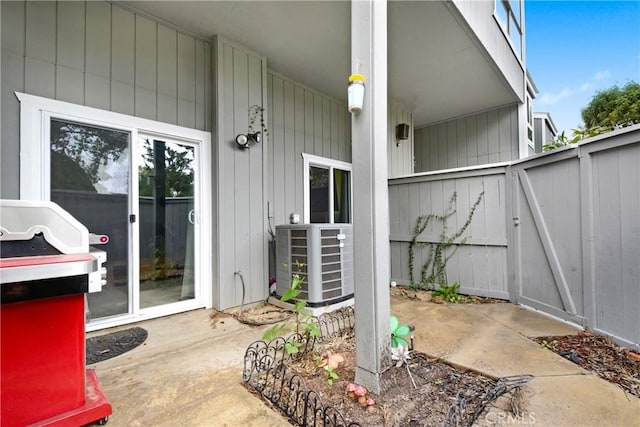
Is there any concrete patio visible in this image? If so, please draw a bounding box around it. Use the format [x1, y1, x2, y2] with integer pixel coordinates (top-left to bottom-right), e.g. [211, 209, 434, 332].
[88, 295, 640, 426]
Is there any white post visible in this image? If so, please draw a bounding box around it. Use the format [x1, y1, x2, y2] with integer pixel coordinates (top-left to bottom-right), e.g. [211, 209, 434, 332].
[351, 0, 391, 394]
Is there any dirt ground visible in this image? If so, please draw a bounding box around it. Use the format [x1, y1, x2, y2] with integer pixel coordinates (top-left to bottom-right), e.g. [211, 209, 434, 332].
[287, 331, 528, 426]
[234, 288, 639, 425]
[532, 332, 640, 399]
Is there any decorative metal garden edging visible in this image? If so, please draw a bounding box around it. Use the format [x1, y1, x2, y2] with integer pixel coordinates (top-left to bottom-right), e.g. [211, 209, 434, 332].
[243, 307, 360, 427]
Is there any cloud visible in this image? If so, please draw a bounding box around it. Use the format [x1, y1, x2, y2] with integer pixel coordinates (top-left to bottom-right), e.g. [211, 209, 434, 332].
[580, 82, 593, 92]
[538, 87, 573, 105]
[594, 70, 611, 80]
[538, 70, 612, 105]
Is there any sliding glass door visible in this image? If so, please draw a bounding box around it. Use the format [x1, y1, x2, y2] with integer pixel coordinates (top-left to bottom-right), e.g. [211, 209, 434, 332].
[137, 136, 197, 309]
[48, 119, 202, 324]
[50, 119, 131, 319]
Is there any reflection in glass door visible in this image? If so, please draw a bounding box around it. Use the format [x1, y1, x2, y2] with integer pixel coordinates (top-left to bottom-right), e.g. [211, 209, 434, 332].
[50, 119, 131, 319]
[137, 137, 196, 309]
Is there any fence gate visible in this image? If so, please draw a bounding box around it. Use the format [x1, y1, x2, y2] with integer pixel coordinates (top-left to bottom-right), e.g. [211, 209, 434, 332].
[510, 149, 586, 326]
[509, 128, 640, 351]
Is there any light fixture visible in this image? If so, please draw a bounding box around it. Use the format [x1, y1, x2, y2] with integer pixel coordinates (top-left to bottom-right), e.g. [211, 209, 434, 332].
[348, 73, 365, 114]
[396, 123, 410, 141]
[235, 131, 262, 149]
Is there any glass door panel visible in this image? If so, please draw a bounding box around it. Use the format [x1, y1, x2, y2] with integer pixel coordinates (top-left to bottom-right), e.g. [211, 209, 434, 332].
[309, 166, 330, 223]
[333, 168, 351, 223]
[138, 137, 196, 308]
[50, 119, 131, 319]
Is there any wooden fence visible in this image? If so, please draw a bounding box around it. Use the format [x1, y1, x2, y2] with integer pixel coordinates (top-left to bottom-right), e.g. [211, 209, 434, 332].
[389, 125, 640, 350]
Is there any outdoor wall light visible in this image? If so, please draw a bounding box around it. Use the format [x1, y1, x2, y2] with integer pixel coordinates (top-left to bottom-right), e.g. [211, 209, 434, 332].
[348, 73, 365, 114]
[235, 131, 262, 149]
[396, 123, 410, 144]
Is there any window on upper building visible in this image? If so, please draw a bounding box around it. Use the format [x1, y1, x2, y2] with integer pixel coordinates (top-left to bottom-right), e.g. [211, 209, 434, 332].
[526, 94, 534, 146]
[495, 0, 523, 60]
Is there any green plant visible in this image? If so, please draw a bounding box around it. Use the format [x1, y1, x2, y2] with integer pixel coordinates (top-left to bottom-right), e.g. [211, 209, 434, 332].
[408, 191, 484, 289]
[543, 127, 609, 152]
[540, 339, 559, 352]
[544, 81, 640, 152]
[263, 264, 320, 355]
[431, 282, 470, 303]
[324, 366, 339, 386]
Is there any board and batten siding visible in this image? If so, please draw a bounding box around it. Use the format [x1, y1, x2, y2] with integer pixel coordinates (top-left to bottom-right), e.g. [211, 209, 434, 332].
[267, 72, 414, 225]
[214, 37, 268, 310]
[1, 1, 210, 199]
[388, 100, 414, 177]
[388, 165, 509, 299]
[266, 71, 351, 226]
[414, 105, 519, 172]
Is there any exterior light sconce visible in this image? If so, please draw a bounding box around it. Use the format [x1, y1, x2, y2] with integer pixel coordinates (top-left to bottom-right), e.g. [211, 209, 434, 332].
[348, 74, 365, 114]
[235, 131, 262, 149]
[396, 123, 410, 146]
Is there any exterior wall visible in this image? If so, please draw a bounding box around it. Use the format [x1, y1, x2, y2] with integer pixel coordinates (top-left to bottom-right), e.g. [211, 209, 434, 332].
[533, 119, 543, 152]
[266, 71, 351, 226]
[451, 0, 524, 101]
[266, 72, 414, 226]
[388, 164, 509, 299]
[388, 101, 414, 177]
[414, 105, 519, 172]
[0, 1, 211, 199]
[213, 37, 267, 310]
[533, 114, 557, 152]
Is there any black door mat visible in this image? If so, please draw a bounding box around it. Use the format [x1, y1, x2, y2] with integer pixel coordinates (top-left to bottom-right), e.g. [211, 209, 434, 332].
[86, 327, 148, 364]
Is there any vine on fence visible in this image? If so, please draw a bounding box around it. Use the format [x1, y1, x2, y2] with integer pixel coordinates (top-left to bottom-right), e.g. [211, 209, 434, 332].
[408, 191, 484, 289]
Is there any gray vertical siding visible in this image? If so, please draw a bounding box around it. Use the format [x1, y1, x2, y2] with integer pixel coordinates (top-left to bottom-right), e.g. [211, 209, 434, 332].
[266, 71, 351, 227]
[0, 0, 210, 199]
[414, 105, 519, 172]
[266, 72, 415, 226]
[388, 101, 414, 177]
[214, 37, 267, 310]
[388, 165, 510, 299]
[450, 0, 524, 102]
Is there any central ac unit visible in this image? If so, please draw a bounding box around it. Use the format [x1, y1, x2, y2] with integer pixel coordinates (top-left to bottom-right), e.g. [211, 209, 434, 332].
[275, 224, 353, 307]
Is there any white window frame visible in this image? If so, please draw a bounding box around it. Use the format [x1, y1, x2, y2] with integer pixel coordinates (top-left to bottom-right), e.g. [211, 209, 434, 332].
[494, 0, 524, 61]
[302, 153, 352, 224]
[16, 92, 213, 330]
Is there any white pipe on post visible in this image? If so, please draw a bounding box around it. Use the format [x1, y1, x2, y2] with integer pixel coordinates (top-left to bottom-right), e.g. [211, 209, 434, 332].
[351, 0, 391, 394]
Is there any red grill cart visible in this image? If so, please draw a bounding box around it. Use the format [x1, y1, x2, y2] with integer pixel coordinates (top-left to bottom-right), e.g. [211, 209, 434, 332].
[0, 200, 112, 426]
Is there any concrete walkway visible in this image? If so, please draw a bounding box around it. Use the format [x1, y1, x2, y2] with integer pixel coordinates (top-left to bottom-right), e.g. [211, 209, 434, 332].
[89, 297, 640, 427]
[392, 297, 640, 427]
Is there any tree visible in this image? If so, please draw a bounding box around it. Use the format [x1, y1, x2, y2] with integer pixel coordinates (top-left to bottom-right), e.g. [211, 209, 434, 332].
[138, 139, 194, 198]
[51, 119, 129, 185]
[544, 81, 639, 151]
[581, 81, 640, 129]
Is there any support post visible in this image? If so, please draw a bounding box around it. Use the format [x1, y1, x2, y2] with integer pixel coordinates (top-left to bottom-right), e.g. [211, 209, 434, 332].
[351, 0, 391, 394]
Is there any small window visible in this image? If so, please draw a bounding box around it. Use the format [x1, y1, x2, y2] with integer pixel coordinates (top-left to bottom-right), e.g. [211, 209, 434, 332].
[303, 154, 352, 224]
[495, 0, 523, 60]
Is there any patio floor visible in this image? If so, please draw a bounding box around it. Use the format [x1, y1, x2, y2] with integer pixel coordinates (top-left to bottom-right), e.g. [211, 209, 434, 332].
[88, 295, 640, 426]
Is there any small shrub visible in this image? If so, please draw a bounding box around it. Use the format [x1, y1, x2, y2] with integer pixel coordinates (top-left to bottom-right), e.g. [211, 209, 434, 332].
[432, 283, 471, 303]
[263, 266, 320, 355]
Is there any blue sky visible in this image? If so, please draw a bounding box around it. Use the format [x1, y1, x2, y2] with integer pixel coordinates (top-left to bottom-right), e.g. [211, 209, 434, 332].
[526, 1, 640, 135]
